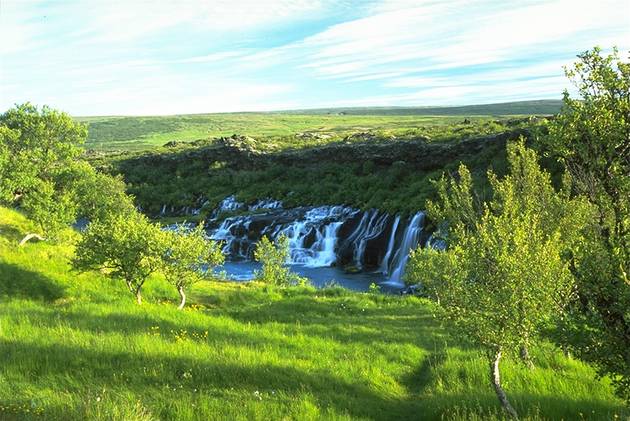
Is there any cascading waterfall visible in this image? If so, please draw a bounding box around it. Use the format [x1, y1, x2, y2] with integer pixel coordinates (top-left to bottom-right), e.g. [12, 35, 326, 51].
[379, 215, 401, 274]
[305, 221, 343, 267]
[353, 212, 389, 269]
[201, 196, 428, 287]
[277, 206, 357, 266]
[388, 212, 425, 285]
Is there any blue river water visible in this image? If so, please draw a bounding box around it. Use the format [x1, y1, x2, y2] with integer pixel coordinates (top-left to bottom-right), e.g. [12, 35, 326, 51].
[217, 261, 405, 293]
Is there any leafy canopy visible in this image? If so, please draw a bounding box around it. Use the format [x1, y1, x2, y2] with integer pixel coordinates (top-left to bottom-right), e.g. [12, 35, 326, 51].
[254, 235, 307, 287]
[408, 140, 592, 355]
[161, 224, 224, 298]
[542, 46, 630, 402]
[0, 103, 87, 238]
[72, 211, 164, 303]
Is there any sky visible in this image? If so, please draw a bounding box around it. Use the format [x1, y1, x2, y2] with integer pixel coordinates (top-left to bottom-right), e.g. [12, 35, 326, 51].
[1, 0, 629, 116]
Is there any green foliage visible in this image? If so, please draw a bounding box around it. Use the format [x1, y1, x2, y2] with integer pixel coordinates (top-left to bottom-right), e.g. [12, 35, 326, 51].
[0, 205, 626, 420]
[254, 235, 307, 287]
[72, 211, 164, 303]
[71, 162, 136, 222]
[407, 140, 592, 414]
[100, 120, 531, 216]
[0, 103, 87, 239]
[20, 178, 78, 238]
[368, 282, 381, 294]
[541, 47, 630, 403]
[160, 224, 224, 308]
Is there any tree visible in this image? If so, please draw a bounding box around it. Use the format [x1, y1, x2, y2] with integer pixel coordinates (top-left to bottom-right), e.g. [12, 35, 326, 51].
[72, 211, 164, 304]
[254, 235, 306, 287]
[0, 103, 87, 244]
[160, 224, 224, 309]
[69, 161, 136, 222]
[407, 140, 591, 418]
[541, 47, 630, 402]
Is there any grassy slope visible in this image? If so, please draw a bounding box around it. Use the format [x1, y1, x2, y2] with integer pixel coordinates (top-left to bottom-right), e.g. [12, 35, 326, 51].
[80, 114, 495, 151]
[0, 206, 625, 420]
[79, 100, 560, 151]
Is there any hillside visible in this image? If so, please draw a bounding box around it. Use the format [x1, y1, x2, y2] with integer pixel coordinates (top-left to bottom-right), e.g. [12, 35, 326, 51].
[78, 100, 560, 151]
[93, 119, 542, 217]
[275, 100, 563, 116]
[0, 206, 626, 420]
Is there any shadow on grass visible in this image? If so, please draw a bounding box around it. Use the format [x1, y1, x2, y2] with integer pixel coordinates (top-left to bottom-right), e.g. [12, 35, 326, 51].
[1, 339, 425, 420]
[15, 292, 450, 353]
[1, 338, 626, 421]
[403, 349, 448, 394]
[222, 294, 451, 347]
[0, 262, 65, 302]
[0, 223, 24, 244]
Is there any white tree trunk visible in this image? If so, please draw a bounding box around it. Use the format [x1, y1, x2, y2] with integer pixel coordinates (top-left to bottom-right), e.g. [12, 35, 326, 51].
[177, 286, 186, 310]
[491, 349, 519, 419]
[18, 233, 45, 246]
[135, 288, 142, 305]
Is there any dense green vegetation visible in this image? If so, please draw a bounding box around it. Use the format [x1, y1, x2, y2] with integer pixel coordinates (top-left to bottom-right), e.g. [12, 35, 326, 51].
[79, 100, 560, 151]
[539, 47, 630, 403]
[95, 121, 538, 216]
[0, 207, 626, 420]
[408, 141, 593, 417]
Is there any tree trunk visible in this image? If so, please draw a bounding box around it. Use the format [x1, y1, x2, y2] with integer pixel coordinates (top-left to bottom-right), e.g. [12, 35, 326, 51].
[18, 233, 45, 246]
[490, 349, 519, 419]
[135, 288, 142, 305]
[177, 285, 186, 310]
[562, 346, 572, 359]
[126, 280, 134, 293]
[519, 345, 534, 369]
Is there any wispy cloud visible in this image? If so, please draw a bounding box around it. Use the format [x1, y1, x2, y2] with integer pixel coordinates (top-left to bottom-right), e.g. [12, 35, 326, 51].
[1, 0, 629, 115]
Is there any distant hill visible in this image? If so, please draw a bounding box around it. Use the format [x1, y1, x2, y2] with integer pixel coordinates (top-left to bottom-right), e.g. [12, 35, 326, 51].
[79, 100, 562, 150]
[277, 100, 563, 116]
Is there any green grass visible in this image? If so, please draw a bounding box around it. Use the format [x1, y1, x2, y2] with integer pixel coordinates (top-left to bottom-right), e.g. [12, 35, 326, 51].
[79, 114, 495, 151]
[78, 100, 561, 151]
[0, 206, 626, 420]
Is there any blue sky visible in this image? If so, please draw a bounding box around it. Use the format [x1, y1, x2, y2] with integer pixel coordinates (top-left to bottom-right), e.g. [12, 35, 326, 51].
[1, 0, 629, 115]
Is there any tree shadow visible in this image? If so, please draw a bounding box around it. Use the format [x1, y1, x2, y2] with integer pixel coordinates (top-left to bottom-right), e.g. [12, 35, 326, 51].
[402, 349, 448, 394]
[9, 306, 306, 354]
[3, 337, 626, 420]
[1, 339, 425, 420]
[0, 223, 23, 244]
[0, 262, 65, 302]
[221, 294, 449, 348]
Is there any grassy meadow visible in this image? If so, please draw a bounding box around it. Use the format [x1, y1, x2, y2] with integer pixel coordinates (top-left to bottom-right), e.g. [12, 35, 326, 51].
[80, 114, 496, 151]
[0, 206, 626, 420]
[78, 100, 560, 151]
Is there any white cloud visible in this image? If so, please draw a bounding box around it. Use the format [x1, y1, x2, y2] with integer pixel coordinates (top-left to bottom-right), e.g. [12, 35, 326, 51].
[2, 0, 629, 114]
[81, 0, 330, 43]
[0, 0, 43, 54]
[296, 0, 630, 81]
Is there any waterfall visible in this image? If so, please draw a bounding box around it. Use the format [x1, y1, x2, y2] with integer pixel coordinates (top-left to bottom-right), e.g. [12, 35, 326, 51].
[210, 217, 253, 259]
[199, 196, 429, 287]
[353, 212, 388, 268]
[379, 215, 401, 274]
[306, 221, 343, 267]
[340, 210, 388, 269]
[277, 206, 356, 267]
[388, 212, 425, 285]
[249, 199, 283, 211]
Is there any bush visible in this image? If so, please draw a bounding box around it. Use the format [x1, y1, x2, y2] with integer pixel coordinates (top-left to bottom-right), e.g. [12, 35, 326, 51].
[254, 235, 308, 287]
